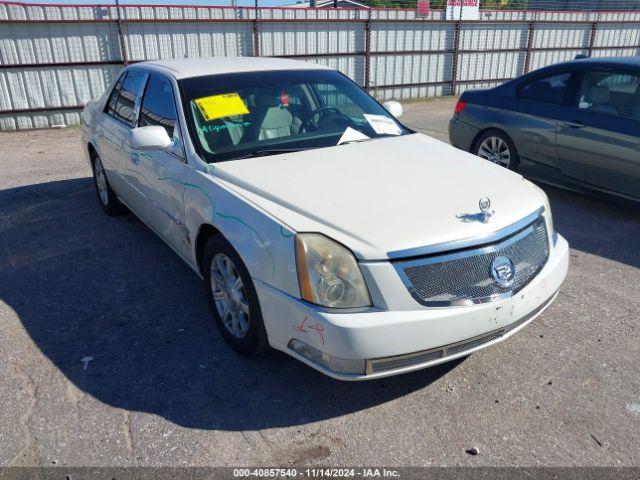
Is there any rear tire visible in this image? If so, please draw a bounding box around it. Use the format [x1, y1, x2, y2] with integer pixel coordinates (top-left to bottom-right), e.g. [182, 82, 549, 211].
[203, 235, 268, 356]
[472, 130, 519, 171]
[92, 155, 126, 215]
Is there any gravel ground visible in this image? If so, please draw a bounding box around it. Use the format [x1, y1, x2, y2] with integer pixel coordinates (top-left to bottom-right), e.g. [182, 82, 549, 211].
[1, 98, 639, 468]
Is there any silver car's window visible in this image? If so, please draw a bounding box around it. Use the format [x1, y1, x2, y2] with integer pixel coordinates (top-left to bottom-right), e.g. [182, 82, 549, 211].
[180, 69, 410, 163]
[578, 70, 640, 120]
[112, 70, 147, 127]
[105, 72, 125, 117]
[139, 74, 178, 139]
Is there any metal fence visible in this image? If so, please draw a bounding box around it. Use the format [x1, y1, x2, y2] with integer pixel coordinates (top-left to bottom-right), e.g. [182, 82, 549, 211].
[1, 0, 639, 130]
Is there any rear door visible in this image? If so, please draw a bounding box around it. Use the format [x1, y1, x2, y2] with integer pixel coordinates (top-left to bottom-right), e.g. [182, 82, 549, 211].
[510, 70, 578, 169]
[130, 73, 189, 257]
[556, 68, 640, 199]
[97, 69, 148, 207]
[94, 72, 128, 195]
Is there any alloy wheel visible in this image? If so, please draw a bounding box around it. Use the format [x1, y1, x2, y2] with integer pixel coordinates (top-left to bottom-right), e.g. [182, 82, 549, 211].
[478, 136, 511, 168]
[94, 158, 109, 205]
[210, 253, 250, 338]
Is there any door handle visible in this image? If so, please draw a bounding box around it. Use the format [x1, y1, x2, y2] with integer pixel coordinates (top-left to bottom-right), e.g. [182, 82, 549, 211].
[563, 120, 586, 129]
[130, 152, 140, 165]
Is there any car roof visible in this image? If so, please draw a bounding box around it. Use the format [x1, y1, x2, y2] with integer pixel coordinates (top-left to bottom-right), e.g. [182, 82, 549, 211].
[137, 57, 333, 79]
[543, 55, 640, 72]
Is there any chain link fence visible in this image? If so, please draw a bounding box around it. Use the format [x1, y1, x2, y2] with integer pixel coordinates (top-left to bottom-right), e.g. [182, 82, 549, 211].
[0, 0, 639, 129]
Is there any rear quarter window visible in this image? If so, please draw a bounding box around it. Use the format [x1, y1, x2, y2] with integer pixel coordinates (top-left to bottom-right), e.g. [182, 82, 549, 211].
[518, 72, 573, 106]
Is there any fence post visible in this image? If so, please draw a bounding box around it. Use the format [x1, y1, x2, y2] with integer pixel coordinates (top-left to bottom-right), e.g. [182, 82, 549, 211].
[587, 21, 598, 58]
[114, 0, 128, 65]
[253, 0, 260, 57]
[364, 7, 372, 91]
[450, 20, 461, 96]
[523, 20, 535, 74]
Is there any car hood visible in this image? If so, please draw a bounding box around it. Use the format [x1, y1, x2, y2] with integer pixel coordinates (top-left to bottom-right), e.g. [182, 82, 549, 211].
[214, 133, 546, 260]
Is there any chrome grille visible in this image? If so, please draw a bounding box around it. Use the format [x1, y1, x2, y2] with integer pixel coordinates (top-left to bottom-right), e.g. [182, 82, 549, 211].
[395, 216, 549, 306]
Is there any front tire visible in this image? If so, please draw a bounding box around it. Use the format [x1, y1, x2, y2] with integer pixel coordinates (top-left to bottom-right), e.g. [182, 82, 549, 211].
[473, 130, 519, 171]
[92, 155, 126, 215]
[203, 235, 268, 356]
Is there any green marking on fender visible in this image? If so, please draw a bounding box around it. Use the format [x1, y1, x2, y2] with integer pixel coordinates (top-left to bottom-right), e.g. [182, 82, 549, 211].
[217, 212, 276, 278]
[157, 177, 216, 223]
[157, 176, 276, 277]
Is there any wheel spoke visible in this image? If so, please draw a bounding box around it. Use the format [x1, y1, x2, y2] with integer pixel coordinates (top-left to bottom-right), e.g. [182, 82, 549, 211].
[230, 312, 240, 336]
[216, 256, 228, 278]
[237, 314, 249, 334]
[239, 299, 250, 315]
[211, 268, 224, 285]
[212, 289, 225, 301]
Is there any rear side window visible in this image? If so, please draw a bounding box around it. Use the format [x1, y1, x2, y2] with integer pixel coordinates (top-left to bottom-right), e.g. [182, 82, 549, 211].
[519, 72, 572, 105]
[105, 73, 125, 116]
[139, 74, 177, 139]
[112, 70, 148, 127]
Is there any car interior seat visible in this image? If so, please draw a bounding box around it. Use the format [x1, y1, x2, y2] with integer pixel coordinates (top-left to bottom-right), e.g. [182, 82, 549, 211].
[249, 90, 302, 141]
[584, 85, 617, 114]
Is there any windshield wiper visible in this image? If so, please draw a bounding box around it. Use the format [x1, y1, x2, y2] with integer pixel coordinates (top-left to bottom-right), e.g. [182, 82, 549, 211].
[338, 134, 401, 146]
[230, 148, 305, 161]
[339, 137, 376, 145]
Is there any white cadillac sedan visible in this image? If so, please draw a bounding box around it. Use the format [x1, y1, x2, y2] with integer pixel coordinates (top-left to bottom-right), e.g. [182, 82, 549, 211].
[81, 58, 569, 380]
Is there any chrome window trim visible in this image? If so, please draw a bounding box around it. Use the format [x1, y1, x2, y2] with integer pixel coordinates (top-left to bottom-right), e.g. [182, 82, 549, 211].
[386, 206, 545, 260]
[393, 213, 549, 307]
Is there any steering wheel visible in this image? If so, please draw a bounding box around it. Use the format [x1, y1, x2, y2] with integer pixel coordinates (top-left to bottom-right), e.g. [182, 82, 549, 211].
[301, 106, 352, 132]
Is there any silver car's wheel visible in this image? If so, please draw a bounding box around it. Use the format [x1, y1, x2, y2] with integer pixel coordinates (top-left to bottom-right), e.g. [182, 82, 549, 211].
[94, 157, 109, 206]
[477, 136, 511, 168]
[210, 253, 250, 339]
[92, 153, 125, 215]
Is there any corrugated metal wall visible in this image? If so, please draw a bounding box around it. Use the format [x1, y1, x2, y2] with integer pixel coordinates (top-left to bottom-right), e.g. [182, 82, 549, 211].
[1, 1, 639, 130]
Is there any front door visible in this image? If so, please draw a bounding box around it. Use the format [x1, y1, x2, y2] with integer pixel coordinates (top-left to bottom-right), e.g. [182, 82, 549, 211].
[556, 68, 640, 199]
[129, 73, 189, 257]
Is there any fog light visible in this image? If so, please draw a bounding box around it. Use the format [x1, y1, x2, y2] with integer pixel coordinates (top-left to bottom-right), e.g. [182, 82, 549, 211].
[288, 339, 366, 375]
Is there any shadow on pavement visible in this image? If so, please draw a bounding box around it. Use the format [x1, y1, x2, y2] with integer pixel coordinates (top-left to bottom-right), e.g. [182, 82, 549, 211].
[543, 185, 640, 269]
[0, 177, 462, 431]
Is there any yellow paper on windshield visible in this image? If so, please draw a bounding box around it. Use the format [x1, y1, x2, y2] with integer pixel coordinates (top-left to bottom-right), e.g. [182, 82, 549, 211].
[194, 93, 249, 122]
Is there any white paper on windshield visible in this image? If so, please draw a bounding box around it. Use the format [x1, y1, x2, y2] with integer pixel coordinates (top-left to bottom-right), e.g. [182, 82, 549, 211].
[363, 114, 402, 136]
[337, 127, 370, 145]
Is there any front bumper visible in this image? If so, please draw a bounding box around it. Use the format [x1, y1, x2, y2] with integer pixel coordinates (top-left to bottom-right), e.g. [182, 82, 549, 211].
[256, 234, 569, 380]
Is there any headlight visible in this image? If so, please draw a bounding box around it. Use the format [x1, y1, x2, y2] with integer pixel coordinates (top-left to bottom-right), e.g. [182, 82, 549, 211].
[295, 233, 371, 308]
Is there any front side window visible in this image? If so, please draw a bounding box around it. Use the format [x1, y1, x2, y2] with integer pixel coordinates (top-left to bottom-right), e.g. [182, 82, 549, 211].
[519, 72, 572, 105]
[180, 69, 410, 163]
[113, 70, 147, 127]
[578, 70, 640, 119]
[139, 74, 178, 139]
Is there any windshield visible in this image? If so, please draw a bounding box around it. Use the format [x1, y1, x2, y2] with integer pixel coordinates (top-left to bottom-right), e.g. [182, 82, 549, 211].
[179, 69, 411, 162]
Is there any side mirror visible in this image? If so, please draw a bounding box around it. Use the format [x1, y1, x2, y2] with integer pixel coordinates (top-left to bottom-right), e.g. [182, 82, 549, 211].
[129, 126, 172, 150]
[382, 100, 403, 119]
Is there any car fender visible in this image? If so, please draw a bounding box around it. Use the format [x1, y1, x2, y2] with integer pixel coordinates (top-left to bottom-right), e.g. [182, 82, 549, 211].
[183, 168, 300, 298]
